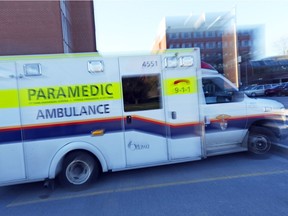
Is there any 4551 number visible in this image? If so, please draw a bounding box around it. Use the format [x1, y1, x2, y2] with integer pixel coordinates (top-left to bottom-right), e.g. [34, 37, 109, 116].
[142, 61, 158, 68]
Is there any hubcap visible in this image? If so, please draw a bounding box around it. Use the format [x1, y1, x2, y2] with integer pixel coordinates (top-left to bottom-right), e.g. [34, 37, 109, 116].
[250, 135, 270, 154]
[255, 137, 268, 150]
[66, 160, 92, 185]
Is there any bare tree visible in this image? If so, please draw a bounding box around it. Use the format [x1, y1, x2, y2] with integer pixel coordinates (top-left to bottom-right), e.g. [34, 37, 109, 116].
[274, 35, 288, 55]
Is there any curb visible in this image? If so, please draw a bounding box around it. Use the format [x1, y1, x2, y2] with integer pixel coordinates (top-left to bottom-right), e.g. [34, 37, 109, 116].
[272, 143, 288, 155]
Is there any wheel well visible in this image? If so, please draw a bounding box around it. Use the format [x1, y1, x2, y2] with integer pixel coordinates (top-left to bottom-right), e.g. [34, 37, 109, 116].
[248, 120, 279, 140]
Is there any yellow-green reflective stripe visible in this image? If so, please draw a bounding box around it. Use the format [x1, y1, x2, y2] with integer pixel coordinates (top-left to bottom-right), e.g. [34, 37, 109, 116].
[0, 52, 101, 62]
[0, 82, 121, 108]
[165, 77, 197, 95]
[0, 90, 19, 108]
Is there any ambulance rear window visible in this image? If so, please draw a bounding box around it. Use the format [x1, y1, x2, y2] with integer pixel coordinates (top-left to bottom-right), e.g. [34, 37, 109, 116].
[122, 74, 162, 112]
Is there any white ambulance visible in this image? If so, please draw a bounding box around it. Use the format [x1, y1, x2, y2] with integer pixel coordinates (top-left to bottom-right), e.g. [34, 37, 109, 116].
[0, 48, 287, 187]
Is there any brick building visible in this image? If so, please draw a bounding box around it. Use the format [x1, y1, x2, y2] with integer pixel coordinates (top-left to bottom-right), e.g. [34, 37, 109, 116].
[152, 12, 264, 86]
[0, 0, 96, 56]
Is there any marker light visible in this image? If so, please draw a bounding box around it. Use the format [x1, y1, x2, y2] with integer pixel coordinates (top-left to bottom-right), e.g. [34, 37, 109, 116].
[179, 56, 194, 67]
[88, 60, 104, 73]
[23, 64, 42, 76]
[164, 57, 178, 68]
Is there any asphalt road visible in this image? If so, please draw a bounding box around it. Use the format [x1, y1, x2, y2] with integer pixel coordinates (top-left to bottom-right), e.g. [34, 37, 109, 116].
[1, 96, 288, 216]
[1, 149, 288, 216]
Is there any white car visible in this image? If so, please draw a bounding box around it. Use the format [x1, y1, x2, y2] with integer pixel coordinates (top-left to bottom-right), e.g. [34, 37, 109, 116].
[244, 84, 277, 97]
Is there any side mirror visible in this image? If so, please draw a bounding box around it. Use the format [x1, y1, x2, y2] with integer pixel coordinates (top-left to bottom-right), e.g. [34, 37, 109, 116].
[232, 91, 245, 102]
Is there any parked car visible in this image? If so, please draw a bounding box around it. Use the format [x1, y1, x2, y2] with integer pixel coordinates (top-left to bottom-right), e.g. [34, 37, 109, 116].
[244, 84, 277, 97]
[265, 85, 283, 96]
[265, 83, 288, 96]
[281, 85, 288, 96]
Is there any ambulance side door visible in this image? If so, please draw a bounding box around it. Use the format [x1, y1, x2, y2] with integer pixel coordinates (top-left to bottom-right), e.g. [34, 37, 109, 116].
[0, 62, 26, 184]
[162, 52, 203, 160]
[119, 56, 168, 167]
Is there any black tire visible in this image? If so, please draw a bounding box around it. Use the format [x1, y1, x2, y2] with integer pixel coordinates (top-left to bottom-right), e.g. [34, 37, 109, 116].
[251, 92, 256, 97]
[248, 127, 273, 154]
[59, 151, 99, 187]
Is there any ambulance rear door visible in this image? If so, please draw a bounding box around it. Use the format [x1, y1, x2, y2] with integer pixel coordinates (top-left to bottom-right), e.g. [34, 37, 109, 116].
[0, 62, 26, 184]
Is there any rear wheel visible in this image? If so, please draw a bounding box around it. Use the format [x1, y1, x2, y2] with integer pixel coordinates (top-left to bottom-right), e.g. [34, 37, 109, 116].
[248, 127, 273, 154]
[59, 151, 99, 187]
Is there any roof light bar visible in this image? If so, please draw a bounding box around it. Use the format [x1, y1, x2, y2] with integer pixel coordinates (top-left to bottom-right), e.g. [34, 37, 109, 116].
[164, 57, 178, 68]
[179, 56, 194, 67]
[164, 56, 194, 68]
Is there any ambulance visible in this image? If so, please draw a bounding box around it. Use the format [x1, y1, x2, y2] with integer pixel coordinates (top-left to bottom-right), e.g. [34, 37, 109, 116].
[0, 48, 287, 187]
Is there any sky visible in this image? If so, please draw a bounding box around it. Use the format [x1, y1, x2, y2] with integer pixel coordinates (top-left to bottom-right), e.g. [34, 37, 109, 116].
[93, 0, 288, 57]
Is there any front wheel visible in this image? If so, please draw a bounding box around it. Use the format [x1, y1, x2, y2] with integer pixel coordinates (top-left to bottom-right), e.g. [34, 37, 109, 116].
[248, 127, 273, 154]
[59, 151, 99, 187]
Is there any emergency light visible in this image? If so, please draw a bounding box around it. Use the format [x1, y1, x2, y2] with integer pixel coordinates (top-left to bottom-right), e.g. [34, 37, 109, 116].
[88, 60, 104, 73]
[164, 56, 194, 68]
[179, 56, 194, 67]
[164, 57, 178, 68]
[23, 63, 42, 76]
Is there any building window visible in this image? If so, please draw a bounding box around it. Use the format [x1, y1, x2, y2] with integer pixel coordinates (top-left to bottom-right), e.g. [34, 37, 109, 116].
[205, 31, 215, 38]
[241, 40, 251, 47]
[217, 42, 222, 48]
[206, 42, 216, 49]
[181, 32, 191, 39]
[169, 33, 179, 39]
[181, 43, 192, 48]
[170, 43, 180, 48]
[217, 31, 223, 37]
[194, 32, 203, 38]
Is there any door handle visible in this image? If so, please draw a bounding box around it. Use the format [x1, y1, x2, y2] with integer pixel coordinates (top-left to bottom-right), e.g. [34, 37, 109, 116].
[171, 111, 177, 119]
[9, 74, 23, 79]
[204, 116, 210, 125]
[126, 115, 132, 124]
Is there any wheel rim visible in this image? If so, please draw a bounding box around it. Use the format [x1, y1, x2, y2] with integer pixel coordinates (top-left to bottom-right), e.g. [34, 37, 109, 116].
[66, 160, 92, 185]
[249, 135, 270, 154]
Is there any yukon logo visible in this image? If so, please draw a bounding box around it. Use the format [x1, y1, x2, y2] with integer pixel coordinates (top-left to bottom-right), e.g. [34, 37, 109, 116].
[128, 141, 150, 151]
[216, 114, 231, 131]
